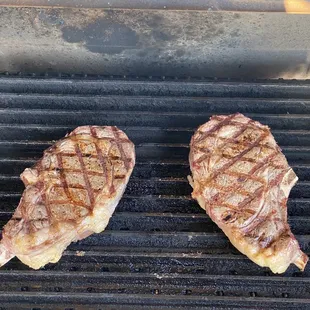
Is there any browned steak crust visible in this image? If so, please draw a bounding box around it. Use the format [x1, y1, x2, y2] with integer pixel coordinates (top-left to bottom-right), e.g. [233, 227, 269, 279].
[189, 113, 308, 273]
[0, 126, 135, 269]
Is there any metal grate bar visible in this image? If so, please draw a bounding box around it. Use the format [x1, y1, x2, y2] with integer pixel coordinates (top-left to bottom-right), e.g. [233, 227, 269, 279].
[0, 77, 309, 309]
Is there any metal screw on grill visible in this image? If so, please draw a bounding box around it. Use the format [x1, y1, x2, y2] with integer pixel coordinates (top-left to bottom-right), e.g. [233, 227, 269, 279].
[216, 291, 224, 296]
[21, 286, 29, 292]
[282, 293, 289, 298]
[153, 289, 160, 295]
[250, 292, 257, 297]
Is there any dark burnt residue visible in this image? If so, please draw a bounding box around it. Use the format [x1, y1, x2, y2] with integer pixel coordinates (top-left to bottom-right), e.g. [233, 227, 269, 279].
[62, 17, 138, 55]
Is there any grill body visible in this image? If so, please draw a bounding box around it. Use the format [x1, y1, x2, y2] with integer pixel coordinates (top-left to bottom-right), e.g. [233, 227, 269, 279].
[0, 77, 309, 309]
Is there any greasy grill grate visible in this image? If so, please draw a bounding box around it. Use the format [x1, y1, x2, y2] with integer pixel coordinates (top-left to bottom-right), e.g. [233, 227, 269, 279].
[0, 77, 309, 309]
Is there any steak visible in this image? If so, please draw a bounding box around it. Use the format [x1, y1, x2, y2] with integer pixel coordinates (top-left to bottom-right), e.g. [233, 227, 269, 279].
[0, 126, 135, 269]
[188, 113, 308, 273]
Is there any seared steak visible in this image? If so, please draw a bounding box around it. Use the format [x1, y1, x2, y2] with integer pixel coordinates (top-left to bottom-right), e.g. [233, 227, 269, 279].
[0, 126, 135, 269]
[189, 113, 308, 273]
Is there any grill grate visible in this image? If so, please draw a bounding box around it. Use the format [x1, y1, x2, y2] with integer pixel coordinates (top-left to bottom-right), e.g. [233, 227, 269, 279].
[0, 77, 309, 309]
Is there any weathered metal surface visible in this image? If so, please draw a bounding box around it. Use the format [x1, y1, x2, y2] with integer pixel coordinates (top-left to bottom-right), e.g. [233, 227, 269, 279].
[0, 7, 310, 78]
[0, 0, 286, 11]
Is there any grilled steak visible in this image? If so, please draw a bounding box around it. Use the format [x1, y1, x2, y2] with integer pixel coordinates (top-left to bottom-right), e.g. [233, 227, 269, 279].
[0, 126, 135, 269]
[188, 113, 308, 273]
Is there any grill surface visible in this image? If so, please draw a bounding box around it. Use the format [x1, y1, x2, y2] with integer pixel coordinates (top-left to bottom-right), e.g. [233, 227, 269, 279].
[0, 77, 310, 309]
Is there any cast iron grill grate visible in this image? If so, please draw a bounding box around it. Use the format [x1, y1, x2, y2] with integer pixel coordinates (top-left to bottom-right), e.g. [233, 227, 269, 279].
[0, 77, 309, 309]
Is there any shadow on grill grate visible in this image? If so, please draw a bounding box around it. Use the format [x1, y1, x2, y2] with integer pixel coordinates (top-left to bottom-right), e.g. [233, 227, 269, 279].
[0, 77, 309, 309]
